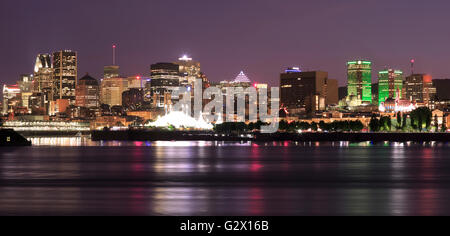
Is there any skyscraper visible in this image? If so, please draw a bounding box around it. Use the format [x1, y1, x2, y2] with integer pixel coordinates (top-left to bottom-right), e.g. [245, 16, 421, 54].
[52, 50, 77, 104]
[175, 55, 201, 86]
[280, 69, 330, 115]
[76, 74, 99, 108]
[405, 74, 436, 104]
[18, 74, 33, 109]
[104, 65, 120, 79]
[150, 63, 180, 108]
[100, 77, 129, 106]
[347, 60, 372, 103]
[2, 84, 21, 115]
[33, 54, 54, 96]
[378, 69, 403, 104]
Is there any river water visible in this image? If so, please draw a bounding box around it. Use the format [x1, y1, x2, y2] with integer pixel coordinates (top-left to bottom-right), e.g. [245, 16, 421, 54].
[0, 137, 449, 215]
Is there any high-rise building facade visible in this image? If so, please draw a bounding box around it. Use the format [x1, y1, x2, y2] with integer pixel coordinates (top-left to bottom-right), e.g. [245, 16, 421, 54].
[175, 55, 201, 86]
[280, 69, 330, 115]
[33, 54, 54, 95]
[76, 74, 99, 108]
[347, 60, 372, 103]
[150, 63, 180, 108]
[52, 50, 77, 104]
[18, 74, 33, 109]
[405, 74, 436, 104]
[100, 77, 129, 106]
[104, 65, 120, 79]
[378, 69, 403, 104]
[2, 84, 21, 115]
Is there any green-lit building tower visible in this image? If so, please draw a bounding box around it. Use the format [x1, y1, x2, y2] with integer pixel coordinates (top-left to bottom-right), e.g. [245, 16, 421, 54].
[347, 60, 372, 103]
[378, 69, 403, 104]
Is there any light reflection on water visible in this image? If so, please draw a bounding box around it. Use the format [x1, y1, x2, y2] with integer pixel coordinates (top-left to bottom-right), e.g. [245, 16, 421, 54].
[1, 137, 449, 215]
[26, 137, 449, 148]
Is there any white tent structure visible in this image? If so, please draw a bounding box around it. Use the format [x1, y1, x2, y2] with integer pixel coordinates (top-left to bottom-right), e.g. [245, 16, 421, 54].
[147, 111, 213, 130]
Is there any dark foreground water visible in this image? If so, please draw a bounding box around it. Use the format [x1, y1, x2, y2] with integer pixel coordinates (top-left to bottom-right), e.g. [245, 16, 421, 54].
[1, 138, 450, 216]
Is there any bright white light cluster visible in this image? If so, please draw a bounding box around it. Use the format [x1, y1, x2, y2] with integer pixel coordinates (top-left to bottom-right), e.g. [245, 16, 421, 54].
[147, 111, 213, 130]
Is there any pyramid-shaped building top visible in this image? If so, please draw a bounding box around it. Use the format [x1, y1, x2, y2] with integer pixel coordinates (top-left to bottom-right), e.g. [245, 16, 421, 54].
[233, 71, 251, 83]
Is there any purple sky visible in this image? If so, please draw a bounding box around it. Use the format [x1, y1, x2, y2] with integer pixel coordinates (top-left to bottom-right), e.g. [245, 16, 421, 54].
[1, 0, 450, 87]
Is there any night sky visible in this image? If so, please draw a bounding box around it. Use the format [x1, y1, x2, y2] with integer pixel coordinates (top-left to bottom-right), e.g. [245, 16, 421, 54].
[1, 0, 450, 87]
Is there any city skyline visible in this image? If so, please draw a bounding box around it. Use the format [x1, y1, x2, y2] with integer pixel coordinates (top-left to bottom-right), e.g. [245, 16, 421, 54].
[2, 0, 450, 86]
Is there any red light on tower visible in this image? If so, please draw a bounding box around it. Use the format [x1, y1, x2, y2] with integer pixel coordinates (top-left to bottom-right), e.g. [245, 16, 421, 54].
[113, 44, 116, 49]
[411, 59, 415, 64]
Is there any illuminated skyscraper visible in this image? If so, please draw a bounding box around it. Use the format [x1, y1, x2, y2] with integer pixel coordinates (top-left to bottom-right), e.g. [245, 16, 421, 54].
[52, 50, 77, 104]
[2, 84, 21, 115]
[150, 63, 180, 108]
[378, 69, 403, 104]
[100, 76, 144, 107]
[18, 74, 33, 109]
[33, 54, 54, 95]
[175, 55, 201, 86]
[347, 60, 372, 103]
[104, 65, 120, 79]
[405, 74, 436, 104]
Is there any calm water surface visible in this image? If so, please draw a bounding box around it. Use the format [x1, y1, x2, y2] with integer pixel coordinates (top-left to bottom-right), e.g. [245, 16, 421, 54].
[1, 137, 450, 216]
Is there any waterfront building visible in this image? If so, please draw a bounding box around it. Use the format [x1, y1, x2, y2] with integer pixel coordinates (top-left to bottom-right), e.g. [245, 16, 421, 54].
[378, 69, 404, 104]
[75, 74, 99, 108]
[52, 50, 77, 105]
[404, 74, 436, 105]
[2, 120, 90, 132]
[280, 69, 334, 116]
[347, 60, 372, 103]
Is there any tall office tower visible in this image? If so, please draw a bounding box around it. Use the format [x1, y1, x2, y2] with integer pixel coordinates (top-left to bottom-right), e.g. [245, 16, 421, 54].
[175, 55, 201, 86]
[104, 65, 120, 79]
[52, 50, 77, 104]
[280, 68, 330, 116]
[150, 63, 180, 108]
[347, 60, 372, 103]
[2, 84, 21, 115]
[378, 69, 403, 104]
[100, 77, 129, 106]
[18, 74, 34, 109]
[76, 74, 99, 108]
[33, 54, 54, 95]
[405, 74, 436, 104]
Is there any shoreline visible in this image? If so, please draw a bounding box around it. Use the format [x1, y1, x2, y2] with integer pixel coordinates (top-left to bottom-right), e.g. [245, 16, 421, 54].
[91, 130, 450, 142]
